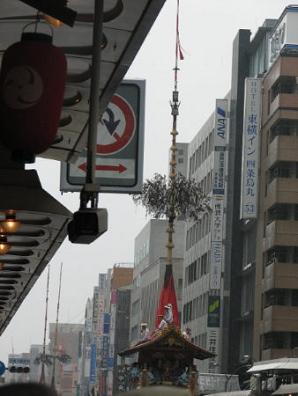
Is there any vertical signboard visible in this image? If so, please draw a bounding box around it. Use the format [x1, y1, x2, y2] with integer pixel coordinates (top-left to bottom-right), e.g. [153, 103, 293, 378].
[89, 343, 97, 384]
[210, 99, 228, 291]
[240, 78, 261, 219]
[207, 295, 220, 327]
[208, 99, 228, 371]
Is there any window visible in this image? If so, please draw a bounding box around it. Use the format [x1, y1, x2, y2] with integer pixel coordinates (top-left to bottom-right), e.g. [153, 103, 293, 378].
[201, 253, 208, 276]
[292, 290, 298, 306]
[265, 289, 285, 307]
[263, 332, 284, 349]
[209, 131, 214, 154]
[269, 164, 290, 182]
[270, 76, 297, 103]
[267, 204, 290, 223]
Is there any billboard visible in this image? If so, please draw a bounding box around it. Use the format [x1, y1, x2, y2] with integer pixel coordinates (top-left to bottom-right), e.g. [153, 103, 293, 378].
[240, 78, 261, 220]
[269, 6, 298, 67]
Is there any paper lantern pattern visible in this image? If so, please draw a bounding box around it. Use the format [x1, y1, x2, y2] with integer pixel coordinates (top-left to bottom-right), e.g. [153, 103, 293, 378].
[0, 32, 67, 155]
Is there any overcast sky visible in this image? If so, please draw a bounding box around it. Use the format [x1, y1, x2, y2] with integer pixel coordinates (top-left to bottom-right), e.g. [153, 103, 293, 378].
[0, 0, 294, 363]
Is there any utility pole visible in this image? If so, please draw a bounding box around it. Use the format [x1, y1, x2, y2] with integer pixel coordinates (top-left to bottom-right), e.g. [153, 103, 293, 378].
[40, 265, 50, 384]
[51, 262, 63, 389]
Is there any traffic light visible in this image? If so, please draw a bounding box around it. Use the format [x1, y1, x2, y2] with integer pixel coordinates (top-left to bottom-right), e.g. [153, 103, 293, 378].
[9, 366, 30, 373]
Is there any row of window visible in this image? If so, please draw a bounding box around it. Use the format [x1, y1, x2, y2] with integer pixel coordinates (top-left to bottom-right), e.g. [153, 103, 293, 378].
[185, 252, 210, 286]
[267, 162, 298, 185]
[189, 131, 214, 176]
[265, 246, 298, 266]
[269, 119, 298, 144]
[270, 76, 298, 106]
[263, 331, 298, 350]
[198, 171, 213, 196]
[192, 333, 207, 349]
[141, 279, 159, 322]
[182, 292, 209, 324]
[264, 289, 298, 308]
[267, 203, 298, 225]
[186, 214, 211, 250]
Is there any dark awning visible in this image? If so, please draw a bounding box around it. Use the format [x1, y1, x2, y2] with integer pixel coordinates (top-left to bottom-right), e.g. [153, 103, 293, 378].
[0, 0, 166, 163]
[0, 0, 166, 334]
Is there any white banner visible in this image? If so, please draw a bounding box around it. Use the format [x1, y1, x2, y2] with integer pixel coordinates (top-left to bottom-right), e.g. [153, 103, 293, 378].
[210, 197, 224, 290]
[210, 99, 228, 290]
[240, 78, 261, 219]
[207, 328, 220, 372]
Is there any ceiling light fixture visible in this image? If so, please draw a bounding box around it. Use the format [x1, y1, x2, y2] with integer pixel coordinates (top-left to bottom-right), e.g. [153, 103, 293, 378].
[0, 210, 21, 233]
[0, 235, 10, 255]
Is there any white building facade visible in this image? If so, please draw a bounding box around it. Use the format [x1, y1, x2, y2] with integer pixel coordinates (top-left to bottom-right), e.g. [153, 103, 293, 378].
[183, 99, 229, 373]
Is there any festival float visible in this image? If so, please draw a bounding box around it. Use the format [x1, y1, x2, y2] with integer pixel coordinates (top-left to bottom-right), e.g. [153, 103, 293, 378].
[116, 1, 213, 394]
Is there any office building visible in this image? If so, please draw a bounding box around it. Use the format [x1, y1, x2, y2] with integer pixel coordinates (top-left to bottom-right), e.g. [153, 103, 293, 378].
[252, 6, 298, 362]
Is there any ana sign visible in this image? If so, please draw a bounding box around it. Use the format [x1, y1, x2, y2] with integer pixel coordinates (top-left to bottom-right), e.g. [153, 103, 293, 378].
[60, 80, 145, 193]
[213, 100, 228, 196]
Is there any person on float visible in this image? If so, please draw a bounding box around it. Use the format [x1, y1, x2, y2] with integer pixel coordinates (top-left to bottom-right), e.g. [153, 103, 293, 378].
[158, 303, 173, 330]
[182, 327, 191, 340]
[140, 322, 150, 341]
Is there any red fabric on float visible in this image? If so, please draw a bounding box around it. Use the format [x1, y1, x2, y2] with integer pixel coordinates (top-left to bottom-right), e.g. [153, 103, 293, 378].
[155, 264, 180, 328]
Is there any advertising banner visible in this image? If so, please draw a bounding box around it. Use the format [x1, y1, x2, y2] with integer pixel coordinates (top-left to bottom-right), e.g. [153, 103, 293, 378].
[210, 99, 228, 291]
[89, 343, 97, 384]
[240, 78, 261, 219]
[207, 295, 220, 327]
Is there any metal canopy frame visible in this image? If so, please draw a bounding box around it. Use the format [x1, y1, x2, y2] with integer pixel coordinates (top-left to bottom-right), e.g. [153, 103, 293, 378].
[0, 0, 167, 163]
[0, 0, 166, 333]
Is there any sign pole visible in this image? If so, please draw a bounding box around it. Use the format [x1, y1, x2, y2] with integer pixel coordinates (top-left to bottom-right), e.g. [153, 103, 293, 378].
[81, 0, 104, 209]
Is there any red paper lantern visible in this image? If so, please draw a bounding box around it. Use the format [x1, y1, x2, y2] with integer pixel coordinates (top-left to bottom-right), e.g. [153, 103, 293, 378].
[0, 32, 66, 155]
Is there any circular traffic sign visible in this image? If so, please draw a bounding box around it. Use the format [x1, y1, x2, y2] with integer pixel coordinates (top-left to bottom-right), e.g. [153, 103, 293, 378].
[0, 360, 6, 376]
[97, 94, 136, 155]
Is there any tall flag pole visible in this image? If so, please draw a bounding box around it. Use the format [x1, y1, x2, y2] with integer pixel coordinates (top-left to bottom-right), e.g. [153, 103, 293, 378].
[156, 0, 184, 328]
